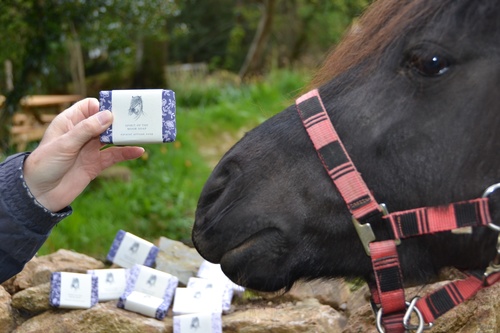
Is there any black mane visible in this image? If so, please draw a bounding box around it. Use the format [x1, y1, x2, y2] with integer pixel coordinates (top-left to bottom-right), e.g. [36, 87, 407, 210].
[311, 0, 500, 89]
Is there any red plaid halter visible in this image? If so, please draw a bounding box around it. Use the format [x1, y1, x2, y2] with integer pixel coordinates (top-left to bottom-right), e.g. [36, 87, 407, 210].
[296, 89, 500, 333]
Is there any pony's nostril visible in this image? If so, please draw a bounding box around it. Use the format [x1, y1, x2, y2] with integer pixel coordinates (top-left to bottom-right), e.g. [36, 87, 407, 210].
[195, 159, 240, 220]
[198, 184, 226, 211]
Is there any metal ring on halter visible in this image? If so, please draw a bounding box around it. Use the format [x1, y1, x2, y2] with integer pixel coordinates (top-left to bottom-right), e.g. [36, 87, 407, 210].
[404, 297, 433, 332]
[482, 183, 500, 232]
[376, 301, 425, 333]
[375, 307, 386, 333]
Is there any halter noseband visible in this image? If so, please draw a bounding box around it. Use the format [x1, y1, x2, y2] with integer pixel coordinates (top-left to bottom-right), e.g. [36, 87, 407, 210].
[296, 89, 500, 333]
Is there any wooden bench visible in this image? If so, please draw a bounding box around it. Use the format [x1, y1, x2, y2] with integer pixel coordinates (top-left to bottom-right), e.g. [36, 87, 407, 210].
[9, 95, 82, 151]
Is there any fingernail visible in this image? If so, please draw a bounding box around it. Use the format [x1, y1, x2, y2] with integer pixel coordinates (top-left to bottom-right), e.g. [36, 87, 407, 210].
[96, 111, 111, 126]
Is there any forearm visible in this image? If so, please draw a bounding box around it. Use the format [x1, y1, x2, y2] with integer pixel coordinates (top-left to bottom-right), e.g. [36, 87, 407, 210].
[0, 153, 72, 282]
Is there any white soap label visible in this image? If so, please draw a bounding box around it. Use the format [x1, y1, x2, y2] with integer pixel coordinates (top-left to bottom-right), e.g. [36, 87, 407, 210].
[112, 233, 154, 268]
[58, 273, 93, 309]
[172, 287, 222, 315]
[134, 266, 173, 298]
[187, 277, 232, 312]
[89, 269, 127, 301]
[111, 89, 163, 144]
[176, 313, 216, 333]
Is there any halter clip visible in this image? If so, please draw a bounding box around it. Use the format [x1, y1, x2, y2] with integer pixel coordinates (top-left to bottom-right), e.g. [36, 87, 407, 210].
[352, 203, 400, 256]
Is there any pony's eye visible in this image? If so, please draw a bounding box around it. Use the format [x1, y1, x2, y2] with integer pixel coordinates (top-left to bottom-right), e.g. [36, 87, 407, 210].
[407, 52, 451, 77]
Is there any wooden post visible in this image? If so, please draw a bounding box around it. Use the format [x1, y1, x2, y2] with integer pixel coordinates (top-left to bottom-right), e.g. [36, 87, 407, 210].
[4, 60, 13, 92]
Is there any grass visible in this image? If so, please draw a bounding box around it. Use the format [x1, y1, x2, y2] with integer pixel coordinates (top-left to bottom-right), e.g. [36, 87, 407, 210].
[37, 69, 312, 259]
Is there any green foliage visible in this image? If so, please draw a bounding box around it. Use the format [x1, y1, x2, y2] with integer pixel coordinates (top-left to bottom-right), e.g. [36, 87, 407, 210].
[39, 69, 311, 258]
[167, 0, 238, 70]
[0, 0, 176, 93]
[1, 0, 367, 254]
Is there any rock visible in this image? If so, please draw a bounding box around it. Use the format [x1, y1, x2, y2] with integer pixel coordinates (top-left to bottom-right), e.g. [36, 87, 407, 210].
[13, 249, 104, 290]
[223, 298, 347, 333]
[287, 278, 353, 310]
[3, 244, 500, 333]
[13, 302, 170, 333]
[341, 303, 378, 333]
[343, 277, 500, 333]
[0, 286, 15, 333]
[424, 281, 500, 333]
[345, 283, 371, 316]
[1, 276, 19, 295]
[11, 283, 51, 314]
[155, 237, 204, 285]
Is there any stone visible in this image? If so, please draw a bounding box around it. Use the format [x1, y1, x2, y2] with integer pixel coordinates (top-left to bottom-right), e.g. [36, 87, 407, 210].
[3, 245, 500, 333]
[345, 283, 371, 317]
[0, 286, 15, 333]
[13, 302, 170, 333]
[423, 281, 500, 333]
[11, 283, 51, 314]
[13, 249, 104, 290]
[154, 237, 204, 285]
[287, 278, 353, 310]
[222, 298, 347, 333]
[341, 303, 378, 333]
[343, 277, 500, 333]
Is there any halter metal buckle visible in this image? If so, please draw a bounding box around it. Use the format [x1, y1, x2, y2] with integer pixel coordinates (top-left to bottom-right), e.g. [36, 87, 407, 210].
[483, 232, 500, 282]
[403, 297, 433, 332]
[352, 217, 376, 256]
[352, 203, 400, 256]
[375, 298, 433, 333]
[481, 183, 500, 283]
[482, 183, 500, 232]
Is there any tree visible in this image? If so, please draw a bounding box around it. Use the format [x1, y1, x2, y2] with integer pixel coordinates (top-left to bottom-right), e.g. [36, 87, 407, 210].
[0, 0, 176, 150]
[0, 0, 67, 151]
[167, 0, 236, 68]
[239, 0, 277, 80]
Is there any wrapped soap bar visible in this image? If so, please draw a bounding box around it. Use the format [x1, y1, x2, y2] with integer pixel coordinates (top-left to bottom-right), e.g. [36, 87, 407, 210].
[173, 312, 222, 333]
[197, 260, 245, 297]
[187, 277, 232, 312]
[106, 230, 159, 268]
[88, 268, 127, 302]
[50, 272, 98, 309]
[99, 89, 176, 145]
[172, 287, 223, 316]
[117, 264, 178, 320]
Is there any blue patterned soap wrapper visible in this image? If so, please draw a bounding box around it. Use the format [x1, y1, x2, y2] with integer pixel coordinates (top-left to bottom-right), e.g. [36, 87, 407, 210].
[117, 264, 179, 320]
[50, 272, 98, 309]
[99, 89, 176, 145]
[173, 312, 222, 333]
[88, 268, 128, 302]
[106, 230, 159, 268]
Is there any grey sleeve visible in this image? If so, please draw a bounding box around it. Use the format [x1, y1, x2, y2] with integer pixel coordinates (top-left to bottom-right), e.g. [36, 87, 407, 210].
[0, 153, 72, 282]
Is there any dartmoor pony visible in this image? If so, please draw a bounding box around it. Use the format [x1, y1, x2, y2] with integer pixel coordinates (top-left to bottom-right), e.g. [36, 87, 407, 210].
[193, 0, 500, 331]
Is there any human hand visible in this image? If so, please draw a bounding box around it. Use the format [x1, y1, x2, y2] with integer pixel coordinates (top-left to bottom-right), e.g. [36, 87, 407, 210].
[23, 98, 145, 212]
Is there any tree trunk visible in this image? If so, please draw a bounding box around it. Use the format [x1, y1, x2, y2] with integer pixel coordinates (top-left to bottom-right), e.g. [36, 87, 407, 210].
[4, 60, 14, 92]
[239, 0, 276, 81]
[132, 34, 167, 89]
[68, 23, 86, 96]
[70, 47, 86, 95]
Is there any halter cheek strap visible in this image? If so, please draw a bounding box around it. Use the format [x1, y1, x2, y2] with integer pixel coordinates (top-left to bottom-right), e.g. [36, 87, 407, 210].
[296, 89, 500, 333]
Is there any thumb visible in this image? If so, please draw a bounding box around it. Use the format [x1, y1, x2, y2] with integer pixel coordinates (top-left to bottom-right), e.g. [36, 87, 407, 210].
[69, 110, 113, 147]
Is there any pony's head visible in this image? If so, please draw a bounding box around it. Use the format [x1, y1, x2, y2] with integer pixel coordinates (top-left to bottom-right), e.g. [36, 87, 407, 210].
[193, 0, 500, 293]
